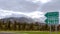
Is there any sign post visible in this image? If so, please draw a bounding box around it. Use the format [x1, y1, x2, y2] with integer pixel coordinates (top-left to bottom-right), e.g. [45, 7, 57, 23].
[45, 12, 59, 34]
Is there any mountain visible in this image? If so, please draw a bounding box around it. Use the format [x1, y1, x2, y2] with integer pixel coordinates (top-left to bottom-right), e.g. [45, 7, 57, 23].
[0, 17, 35, 23]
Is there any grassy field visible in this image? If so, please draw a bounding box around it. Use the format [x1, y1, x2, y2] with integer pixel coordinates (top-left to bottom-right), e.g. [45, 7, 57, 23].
[0, 31, 60, 34]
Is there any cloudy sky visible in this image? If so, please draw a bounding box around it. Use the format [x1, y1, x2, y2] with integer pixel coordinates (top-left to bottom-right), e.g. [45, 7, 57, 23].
[0, 0, 60, 23]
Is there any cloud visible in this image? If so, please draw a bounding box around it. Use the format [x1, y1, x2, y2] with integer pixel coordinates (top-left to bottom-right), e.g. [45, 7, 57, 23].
[0, 9, 45, 23]
[0, 0, 60, 23]
[0, 7, 46, 23]
[0, 9, 25, 19]
[0, 0, 60, 13]
[26, 11, 44, 18]
[0, 0, 39, 12]
[0, 9, 45, 19]
[26, 11, 45, 23]
[27, 0, 51, 3]
[41, 0, 60, 12]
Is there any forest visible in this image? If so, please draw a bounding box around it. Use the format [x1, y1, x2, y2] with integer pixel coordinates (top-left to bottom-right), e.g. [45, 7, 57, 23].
[0, 19, 60, 31]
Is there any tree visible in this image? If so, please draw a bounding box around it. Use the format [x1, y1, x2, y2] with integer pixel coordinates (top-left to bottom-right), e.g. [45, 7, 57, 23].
[0, 20, 3, 30]
[13, 20, 17, 30]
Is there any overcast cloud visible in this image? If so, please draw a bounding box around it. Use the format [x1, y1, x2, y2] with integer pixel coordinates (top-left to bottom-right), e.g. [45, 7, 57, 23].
[0, 0, 60, 13]
[0, 0, 60, 23]
[41, 0, 60, 12]
[0, 0, 40, 12]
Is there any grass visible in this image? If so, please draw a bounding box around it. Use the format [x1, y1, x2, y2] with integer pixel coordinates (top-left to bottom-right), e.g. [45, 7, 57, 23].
[0, 31, 60, 34]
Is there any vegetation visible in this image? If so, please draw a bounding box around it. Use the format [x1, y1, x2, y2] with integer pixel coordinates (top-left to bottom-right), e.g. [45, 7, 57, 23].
[0, 31, 60, 34]
[0, 19, 60, 31]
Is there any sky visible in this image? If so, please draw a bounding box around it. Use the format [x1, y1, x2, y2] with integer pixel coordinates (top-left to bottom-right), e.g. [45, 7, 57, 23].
[0, 0, 60, 23]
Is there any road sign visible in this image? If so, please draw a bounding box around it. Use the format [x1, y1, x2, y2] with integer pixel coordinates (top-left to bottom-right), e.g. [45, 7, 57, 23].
[45, 18, 59, 25]
[45, 12, 59, 34]
[45, 12, 59, 25]
[45, 12, 59, 18]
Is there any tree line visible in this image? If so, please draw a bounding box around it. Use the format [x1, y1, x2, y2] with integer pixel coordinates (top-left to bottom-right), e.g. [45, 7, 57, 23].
[0, 20, 60, 31]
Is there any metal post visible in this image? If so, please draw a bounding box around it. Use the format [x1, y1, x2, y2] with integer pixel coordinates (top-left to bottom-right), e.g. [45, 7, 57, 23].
[50, 18, 52, 34]
[48, 21, 51, 34]
[55, 18, 58, 34]
[50, 24, 51, 34]
[55, 24, 58, 34]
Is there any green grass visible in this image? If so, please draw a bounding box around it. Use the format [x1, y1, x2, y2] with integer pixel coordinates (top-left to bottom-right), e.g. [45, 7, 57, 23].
[0, 31, 60, 34]
[14, 31, 60, 34]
